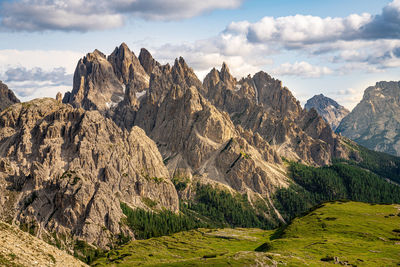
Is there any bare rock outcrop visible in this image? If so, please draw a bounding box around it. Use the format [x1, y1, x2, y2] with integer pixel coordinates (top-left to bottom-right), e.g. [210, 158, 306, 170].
[63, 44, 154, 112]
[62, 49, 124, 111]
[139, 48, 161, 75]
[0, 221, 88, 267]
[108, 43, 150, 94]
[202, 64, 348, 166]
[337, 81, 400, 156]
[305, 94, 349, 131]
[0, 81, 20, 112]
[0, 98, 178, 249]
[116, 58, 288, 206]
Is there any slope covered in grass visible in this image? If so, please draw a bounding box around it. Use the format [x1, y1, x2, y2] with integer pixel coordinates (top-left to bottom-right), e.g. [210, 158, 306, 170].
[92, 201, 400, 266]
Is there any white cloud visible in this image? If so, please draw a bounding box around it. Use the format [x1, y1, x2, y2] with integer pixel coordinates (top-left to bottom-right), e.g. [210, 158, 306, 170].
[272, 61, 332, 78]
[333, 87, 364, 110]
[243, 14, 372, 46]
[0, 49, 81, 100]
[226, 0, 400, 47]
[5, 81, 70, 101]
[0, 49, 83, 73]
[1, 1, 124, 31]
[0, 0, 244, 31]
[1, 67, 73, 100]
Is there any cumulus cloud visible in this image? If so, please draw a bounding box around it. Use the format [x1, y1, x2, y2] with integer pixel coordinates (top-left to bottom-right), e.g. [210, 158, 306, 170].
[332, 87, 364, 110]
[175, 0, 400, 78]
[1, 0, 123, 31]
[113, 0, 243, 20]
[4, 67, 72, 85]
[225, 0, 400, 48]
[0, 0, 244, 31]
[272, 62, 332, 78]
[242, 14, 372, 46]
[1, 67, 73, 99]
[0, 49, 83, 73]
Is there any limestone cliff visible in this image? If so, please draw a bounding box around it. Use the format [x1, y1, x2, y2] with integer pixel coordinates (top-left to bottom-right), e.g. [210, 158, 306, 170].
[0, 221, 87, 267]
[0, 81, 20, 112]
[62, 49, 124, 111]
[0, 98, 179, 249]
[202, 64, 348, 166]
[63, 43, 152, 112]
[337, 81, 400, 156]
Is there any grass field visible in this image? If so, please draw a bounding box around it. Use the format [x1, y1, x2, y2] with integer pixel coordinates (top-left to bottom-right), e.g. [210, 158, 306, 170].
[92, 201, 400, 266]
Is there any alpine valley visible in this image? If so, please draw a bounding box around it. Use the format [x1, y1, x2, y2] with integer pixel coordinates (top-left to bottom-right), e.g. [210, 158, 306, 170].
[1, 43, 400, 266]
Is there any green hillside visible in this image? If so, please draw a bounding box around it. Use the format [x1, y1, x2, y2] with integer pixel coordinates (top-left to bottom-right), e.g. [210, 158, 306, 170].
[92, 201, 400, 266]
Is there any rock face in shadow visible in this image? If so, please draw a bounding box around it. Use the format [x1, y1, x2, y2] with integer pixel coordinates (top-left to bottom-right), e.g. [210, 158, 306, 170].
[0, 81, 20, 112]
[0, 98, 178, 248]
[337, 81, 400, 156]
[305, 94, 349, 131]
[139, 48, 161, 76]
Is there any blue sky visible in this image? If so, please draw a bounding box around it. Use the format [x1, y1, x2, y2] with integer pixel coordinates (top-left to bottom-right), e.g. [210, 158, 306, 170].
[0, 0, 398, 109]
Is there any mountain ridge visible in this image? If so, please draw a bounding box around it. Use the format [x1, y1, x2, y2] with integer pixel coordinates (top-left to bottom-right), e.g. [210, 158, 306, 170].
[337, 81, 400, 156]
[1, 43, 400, 262]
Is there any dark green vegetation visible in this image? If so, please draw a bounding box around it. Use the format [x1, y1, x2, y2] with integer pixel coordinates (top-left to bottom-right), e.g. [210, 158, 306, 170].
[344, 143, 400, 184]
[275, 145, 400, 221]
[182, 183, 276, 229]
[92, 202, 400, 266]
[74, 240, 105, 264]
[120, 183, 275, 240]
[120, 202, 204, 240]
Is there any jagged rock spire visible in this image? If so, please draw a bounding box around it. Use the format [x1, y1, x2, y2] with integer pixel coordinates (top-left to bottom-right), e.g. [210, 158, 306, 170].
[0, 81, 20, 112]
[139, 48, 161, 75]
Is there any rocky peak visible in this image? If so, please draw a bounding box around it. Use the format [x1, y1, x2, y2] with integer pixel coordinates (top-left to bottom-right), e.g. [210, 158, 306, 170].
[203, 63, 236, 91]
[337, 81, 400, 156]
[220, 62, 236, 87]
[171, 57, 203, 90]
[201, 67, 347, 166]
[203, 68, 220, 89]
[108, 43, 150, 91]
[56, 92, 63, 103]
[305, 94, 349, 131]
[0, 98, 179, 248]
[0, 81, 20, 112]
[363, 81, 400, 101]
[63, 49, 124, 111]
[139, 48, 161, 75]
[252, 71, 302, 117]
[132, 80, 288, 197]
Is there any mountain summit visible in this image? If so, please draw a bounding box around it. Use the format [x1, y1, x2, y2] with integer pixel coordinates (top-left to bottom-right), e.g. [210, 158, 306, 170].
[337, 81, 400, 156]
[304, 94, 349, 131]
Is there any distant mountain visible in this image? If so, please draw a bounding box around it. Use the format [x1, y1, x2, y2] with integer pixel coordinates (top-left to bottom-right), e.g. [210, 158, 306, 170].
[337, 81, 400, 156]
[0, 81, 20, 112]
[304, 94, 349, 131]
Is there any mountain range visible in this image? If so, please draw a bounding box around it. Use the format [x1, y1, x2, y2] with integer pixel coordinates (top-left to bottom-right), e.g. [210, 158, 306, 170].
[1, 43, 400, 264]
